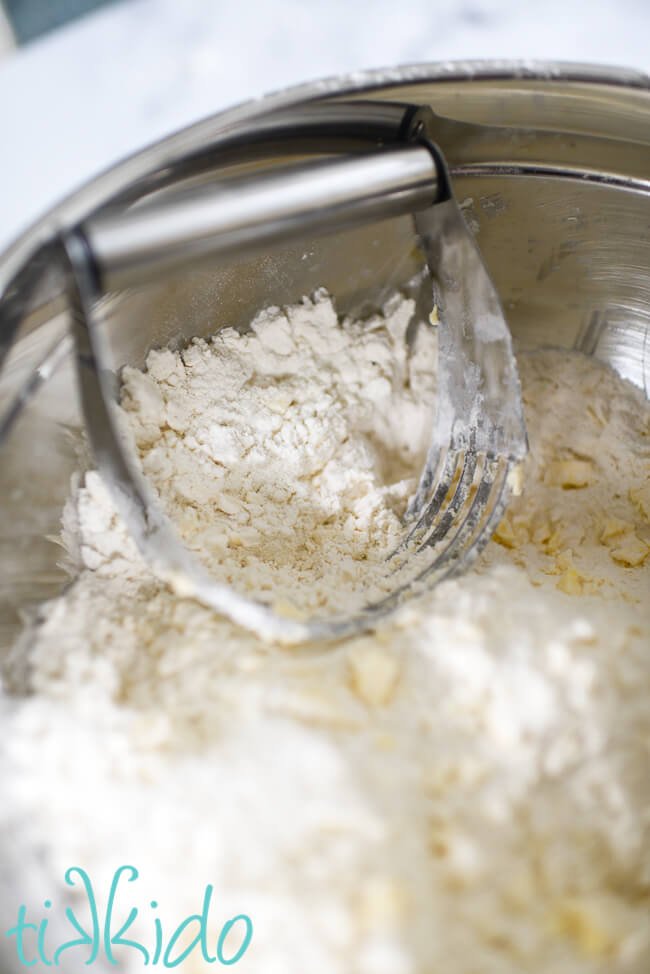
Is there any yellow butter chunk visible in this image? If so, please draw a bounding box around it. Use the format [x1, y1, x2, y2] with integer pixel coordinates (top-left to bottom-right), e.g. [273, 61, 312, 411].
[552, 899, 620, 958]
[609, 533, 649, 567]
[599, 518, 632, 543]
[553, 550, 589, 594]
[628, 484, 650, 521]
[348, 644, 399, 706]
[493, 510, 531, 549]
[493, 515, 518, 549]
[555, 550, 574, 573]
[544, 527, 564, 555]
[546, 459, 595, 489]
[272, 599, 308, 621]
[557, 568, 584, 595]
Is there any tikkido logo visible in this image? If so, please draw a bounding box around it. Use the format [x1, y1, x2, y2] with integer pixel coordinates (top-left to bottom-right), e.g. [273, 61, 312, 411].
[5, 866, 253, 968]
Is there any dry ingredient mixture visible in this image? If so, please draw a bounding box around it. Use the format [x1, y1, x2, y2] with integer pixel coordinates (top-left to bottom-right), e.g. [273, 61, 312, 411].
[1, 290, 649, 973]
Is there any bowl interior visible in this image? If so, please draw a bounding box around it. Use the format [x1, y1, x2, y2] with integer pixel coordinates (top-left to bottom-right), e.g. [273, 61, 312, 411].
[1, 68, 649, 658]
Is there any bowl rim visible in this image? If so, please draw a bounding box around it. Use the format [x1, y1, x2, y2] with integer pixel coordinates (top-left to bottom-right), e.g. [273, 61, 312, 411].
[1, 58, 649, 296]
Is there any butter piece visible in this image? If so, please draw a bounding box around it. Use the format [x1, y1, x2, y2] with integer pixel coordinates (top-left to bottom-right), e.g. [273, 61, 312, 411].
[629, 484, 650, 521]
[599, 518, 632, 543]
[609, 534, 649, 567]
[272, 599, 308, 621]
[348, 644, 399, 706]
[557, 567, 584, 595]
[551, 898, 619, 958]
[493, 515, 518, 549]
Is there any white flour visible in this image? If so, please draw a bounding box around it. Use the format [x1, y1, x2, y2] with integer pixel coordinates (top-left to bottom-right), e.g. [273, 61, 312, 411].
[1, 291, 649, 973]
[63, 288, 438, 615]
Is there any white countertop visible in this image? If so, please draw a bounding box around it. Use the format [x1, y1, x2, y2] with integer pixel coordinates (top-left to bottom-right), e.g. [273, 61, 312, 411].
[1, 0, 649, 254]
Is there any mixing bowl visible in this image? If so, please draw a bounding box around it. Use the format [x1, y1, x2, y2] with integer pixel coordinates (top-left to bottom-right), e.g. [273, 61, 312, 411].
[2, 62, 649, 646]
[0, 61, 648, 970]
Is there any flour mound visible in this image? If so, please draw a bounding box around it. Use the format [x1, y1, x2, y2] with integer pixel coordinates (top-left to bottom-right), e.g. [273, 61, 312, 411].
[70, 289, 438, 613]
[2, 290, 649, 974]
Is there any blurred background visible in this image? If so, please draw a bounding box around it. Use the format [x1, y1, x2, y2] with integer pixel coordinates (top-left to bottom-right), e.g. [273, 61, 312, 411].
[0, 0, 649, 253]
[1, 0, 113, 44]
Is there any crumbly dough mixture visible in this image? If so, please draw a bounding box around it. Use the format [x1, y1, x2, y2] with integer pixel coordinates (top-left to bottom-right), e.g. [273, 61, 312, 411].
[1, 291, 649, 973]
[65, 289, 438, 614]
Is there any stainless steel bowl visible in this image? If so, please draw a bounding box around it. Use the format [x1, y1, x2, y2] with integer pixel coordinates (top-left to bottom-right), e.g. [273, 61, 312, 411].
[0, 58, 649, 974]
[1, 59, 649, 656]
